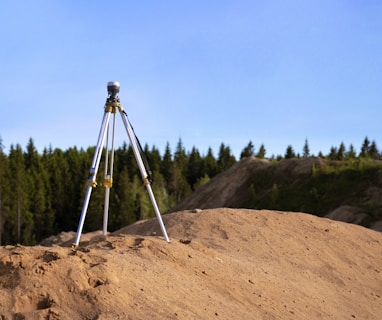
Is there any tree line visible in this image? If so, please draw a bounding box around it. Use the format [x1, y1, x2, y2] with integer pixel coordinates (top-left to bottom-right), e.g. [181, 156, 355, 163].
[0, 136, 380, 245]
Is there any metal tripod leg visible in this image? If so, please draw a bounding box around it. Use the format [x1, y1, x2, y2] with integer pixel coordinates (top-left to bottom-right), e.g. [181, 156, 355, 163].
[102, 112, 117, 236]
[73, 111, 112, 247]
[119, 109, 170, 242]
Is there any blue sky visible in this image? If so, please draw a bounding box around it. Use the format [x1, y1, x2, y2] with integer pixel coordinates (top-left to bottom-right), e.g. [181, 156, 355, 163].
[1, 1, 381, 159]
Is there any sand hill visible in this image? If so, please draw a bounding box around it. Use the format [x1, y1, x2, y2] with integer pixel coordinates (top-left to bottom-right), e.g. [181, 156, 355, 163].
[0, 208, 381, 319]
[169, 157, 382, 232]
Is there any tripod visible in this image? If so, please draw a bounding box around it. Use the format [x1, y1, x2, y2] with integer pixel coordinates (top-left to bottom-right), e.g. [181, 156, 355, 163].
[73, 81, 170, 247]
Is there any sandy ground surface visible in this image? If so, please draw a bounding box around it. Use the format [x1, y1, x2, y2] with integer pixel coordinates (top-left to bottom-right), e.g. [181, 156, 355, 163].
[0, 208, 381, 319]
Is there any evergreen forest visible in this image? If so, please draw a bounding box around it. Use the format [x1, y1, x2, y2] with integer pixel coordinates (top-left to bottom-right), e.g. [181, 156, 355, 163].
[0, 136, 380, 245]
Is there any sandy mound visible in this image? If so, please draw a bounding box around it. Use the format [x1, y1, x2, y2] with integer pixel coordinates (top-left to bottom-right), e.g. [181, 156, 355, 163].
[0, 208, 381, 319]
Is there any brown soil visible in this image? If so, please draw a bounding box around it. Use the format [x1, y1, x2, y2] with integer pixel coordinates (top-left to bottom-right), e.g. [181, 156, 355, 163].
[0, 208, 381, 319]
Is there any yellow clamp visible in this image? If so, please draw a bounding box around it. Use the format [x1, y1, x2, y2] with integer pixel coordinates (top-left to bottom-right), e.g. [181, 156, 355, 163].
[103, 177, 113, 188]
[142, 176, 150, 186]
[105, 102, 122, 113]
[88, 180, 97, 187]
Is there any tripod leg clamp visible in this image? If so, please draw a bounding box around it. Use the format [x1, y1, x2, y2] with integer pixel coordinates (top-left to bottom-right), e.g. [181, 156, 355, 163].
[87, 180, 97, 187]
[103, 177, 113, 188]
[105, 102, 121, 113]
[142, 176, 150, 186]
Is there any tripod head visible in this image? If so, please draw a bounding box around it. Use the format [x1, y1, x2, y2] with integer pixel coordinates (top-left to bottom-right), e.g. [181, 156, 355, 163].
[107, 81, 120, 98]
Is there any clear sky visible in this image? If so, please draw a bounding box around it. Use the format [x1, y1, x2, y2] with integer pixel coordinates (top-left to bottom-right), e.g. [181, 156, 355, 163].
[1, 0, 381, 159]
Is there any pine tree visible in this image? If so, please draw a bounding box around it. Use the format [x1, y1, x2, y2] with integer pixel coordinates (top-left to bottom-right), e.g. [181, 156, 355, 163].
[240, 141, 255, 159]
[328, 146, 338, 160]
[285, 145, 296, 159]
[359, 137, 370, 158]
[64, 147, 86, 231]
[369, 140, 379, 159]
[217, 143, 236, 172]
[25, 138, 55, 242]
[187, 147, 204, 189]
[167, 139, 191, 203]
[8, 144, 29, 244]
[149, 172, 170, 213]
[160, 142, 172, 188]
[337, 142, 346, 160]
[110, 167, 137, 228]
[132, 175, 152, 220]
[170, 163, 191, 203]
[43, 147, 70, 232]
[302, 139, 310, 158]
[256, 144, 266, 159]
[145, 144, 161, 175]
[174, 138, 188, 176]
[346, 144, 357, 160]
[0, 137, 10, 245]
[204, 147, 218, 178]
[125, 145, 139, 181]
[115, 141, 129, 173]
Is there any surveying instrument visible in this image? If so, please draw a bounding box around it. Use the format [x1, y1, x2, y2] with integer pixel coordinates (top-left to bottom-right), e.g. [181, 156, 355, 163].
[73, 81, 170, 247]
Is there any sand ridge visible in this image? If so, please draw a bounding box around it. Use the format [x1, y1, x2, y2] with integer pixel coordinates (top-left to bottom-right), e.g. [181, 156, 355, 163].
[0, 208, 381, 319]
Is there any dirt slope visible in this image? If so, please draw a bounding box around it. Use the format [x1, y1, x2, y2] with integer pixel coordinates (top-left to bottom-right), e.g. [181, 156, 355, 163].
[169, 157, 272, 211]
[1, 208, 381, 319]
[168, 156, 382, 231]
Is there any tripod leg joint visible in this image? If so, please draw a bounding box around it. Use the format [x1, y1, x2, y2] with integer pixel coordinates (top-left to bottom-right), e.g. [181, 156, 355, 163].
[105, 101, 123, 113]
[142, 176, 150, 186]
[87, 180, 97, 187]
[87, 168, 97, 187]
[103, 177, 113, 188]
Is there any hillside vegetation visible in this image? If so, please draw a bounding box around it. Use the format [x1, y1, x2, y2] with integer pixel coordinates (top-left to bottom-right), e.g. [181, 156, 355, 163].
[170, 157, 382, 231]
